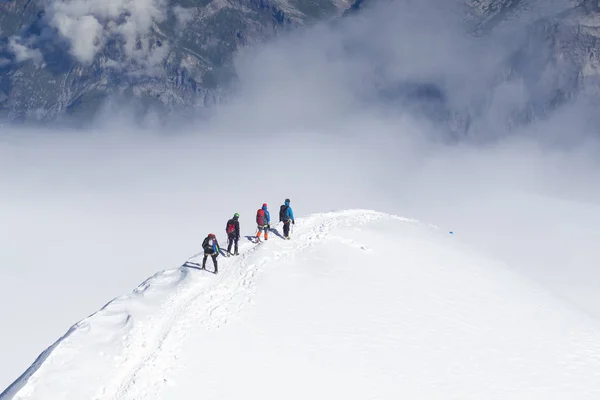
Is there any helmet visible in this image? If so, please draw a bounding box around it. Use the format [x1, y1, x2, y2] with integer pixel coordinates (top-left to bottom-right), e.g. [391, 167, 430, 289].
[209, 233, 215, 238]
[262, 203, 267, 208]
[234, 213, 239, 218]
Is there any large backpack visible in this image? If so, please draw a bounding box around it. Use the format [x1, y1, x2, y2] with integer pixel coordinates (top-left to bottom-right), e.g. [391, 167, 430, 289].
[279, 204, 289, 222]
[256, 208, 266, 225]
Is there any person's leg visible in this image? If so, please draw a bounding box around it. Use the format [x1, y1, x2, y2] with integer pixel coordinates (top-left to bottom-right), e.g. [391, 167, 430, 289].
[256, 226, 261, 239]
[227, 235, 233, 254]
[234, 237, 239, 255]
[283, 221, 290, 238]
[202, 254, 208, 269]
[265, 226, 269, 240]
[212, 254, 218, 273]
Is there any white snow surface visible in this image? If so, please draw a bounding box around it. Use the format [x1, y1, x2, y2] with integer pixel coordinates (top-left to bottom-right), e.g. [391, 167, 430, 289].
[2, 210, 600, 399]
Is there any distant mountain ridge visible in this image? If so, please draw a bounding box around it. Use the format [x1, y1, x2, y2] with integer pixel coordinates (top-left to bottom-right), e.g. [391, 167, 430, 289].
[0, 0, 350, 121]
[1, 0, 599, 133]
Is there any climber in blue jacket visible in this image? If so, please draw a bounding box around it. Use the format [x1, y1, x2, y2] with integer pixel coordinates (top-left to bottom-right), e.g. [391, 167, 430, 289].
[279, 198, 295, 239]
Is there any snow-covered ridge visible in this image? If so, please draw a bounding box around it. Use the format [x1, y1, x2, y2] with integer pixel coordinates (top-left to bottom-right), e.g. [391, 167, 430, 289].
[1, 210, 393, 399]
[3, 210, 600, 399]
[0, 264, 191, 399]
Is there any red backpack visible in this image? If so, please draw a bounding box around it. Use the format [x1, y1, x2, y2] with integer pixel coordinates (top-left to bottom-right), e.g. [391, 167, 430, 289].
[227, 222, 235, 234]
[256, 208, 265, 224]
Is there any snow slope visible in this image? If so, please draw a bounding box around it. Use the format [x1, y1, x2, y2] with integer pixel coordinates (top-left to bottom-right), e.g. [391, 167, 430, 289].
[2, 210, 600, 399]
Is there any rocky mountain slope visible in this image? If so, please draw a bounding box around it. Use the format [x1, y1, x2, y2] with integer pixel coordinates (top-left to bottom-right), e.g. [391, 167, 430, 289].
[0, 0, 350, 121]
[350, 0, 600, 136]
[471, 0, 600, 111]
[0, 0, 599, 129]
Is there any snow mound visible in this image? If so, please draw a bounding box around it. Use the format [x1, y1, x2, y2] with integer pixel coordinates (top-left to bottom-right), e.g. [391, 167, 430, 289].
[2, 210, 600, 399]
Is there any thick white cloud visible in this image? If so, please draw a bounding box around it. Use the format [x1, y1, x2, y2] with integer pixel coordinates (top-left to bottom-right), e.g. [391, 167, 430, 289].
[50, 13, 103, 63]
[8, 36, 44, 64]
[45, 0, 168, 65]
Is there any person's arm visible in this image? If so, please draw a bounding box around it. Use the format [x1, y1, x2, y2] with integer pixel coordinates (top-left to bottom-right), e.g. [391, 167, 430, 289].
[235, 221, 240, 238]
[289, 207, 295, 223]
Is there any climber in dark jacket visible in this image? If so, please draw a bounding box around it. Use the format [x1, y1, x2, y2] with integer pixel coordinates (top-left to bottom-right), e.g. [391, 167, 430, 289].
[202, 233, 220, 273]
[225, 213, 240, 256]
